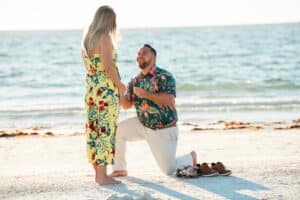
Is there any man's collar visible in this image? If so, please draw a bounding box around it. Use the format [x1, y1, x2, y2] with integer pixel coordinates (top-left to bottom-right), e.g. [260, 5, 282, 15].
[140, 65, 157, 77]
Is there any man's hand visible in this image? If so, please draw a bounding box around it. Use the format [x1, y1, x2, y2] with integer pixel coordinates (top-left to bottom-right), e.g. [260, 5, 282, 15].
[133, 87, 148, 98]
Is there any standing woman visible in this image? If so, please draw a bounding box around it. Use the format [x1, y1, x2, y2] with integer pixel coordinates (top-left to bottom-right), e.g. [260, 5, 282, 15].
[82, 5, 126, 185]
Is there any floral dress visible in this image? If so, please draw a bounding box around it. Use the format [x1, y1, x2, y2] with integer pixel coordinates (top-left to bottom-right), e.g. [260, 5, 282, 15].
[82, 49, 120, 166]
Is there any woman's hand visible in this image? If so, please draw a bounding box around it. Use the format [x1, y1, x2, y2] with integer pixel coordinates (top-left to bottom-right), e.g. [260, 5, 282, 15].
[117, 82, 127, 96]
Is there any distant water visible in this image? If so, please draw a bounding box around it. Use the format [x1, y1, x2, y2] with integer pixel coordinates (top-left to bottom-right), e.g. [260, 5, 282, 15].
[0, 23, 300, 131]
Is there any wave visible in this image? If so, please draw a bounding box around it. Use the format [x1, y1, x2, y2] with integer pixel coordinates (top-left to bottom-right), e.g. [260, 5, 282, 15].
[177, 82, 300, 91]
[1, 97, 299, 116]
[176, 96, 300, 105]
[0, 53, 8, 57]
[177, 104, 300, 112]
[175, 96, 300, 111]
[0, 103, 83, 113]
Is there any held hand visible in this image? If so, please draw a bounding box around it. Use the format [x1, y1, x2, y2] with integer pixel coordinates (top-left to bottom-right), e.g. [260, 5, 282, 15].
[133, 87, 148, 98]
[118, 83, 127, 96]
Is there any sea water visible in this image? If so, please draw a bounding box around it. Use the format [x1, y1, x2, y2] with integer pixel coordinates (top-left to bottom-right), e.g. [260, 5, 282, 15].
[0, 23, 299, 131]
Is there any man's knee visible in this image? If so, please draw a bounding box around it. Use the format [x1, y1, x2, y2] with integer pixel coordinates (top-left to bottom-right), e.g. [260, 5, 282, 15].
[116, 117, 140, 140]
[117, 117, 137, 131]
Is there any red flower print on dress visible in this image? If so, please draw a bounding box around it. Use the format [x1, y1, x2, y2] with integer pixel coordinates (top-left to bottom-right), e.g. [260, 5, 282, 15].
[111, 148, 115, 156]
[89, 65, 97, 73]
[98, 100, 109, 112]
[88, 97, 95, 106]
[100, 127, 106, 133]
[89, 122, 96, 132]
[97, 88, 102, 96]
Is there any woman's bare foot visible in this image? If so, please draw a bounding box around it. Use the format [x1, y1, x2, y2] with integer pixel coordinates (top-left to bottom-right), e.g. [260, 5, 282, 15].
[110, 170, 128, 177]
[96, 176, 121, 185]
[92, 163, 98, 183]
[191, 151, 197, 167]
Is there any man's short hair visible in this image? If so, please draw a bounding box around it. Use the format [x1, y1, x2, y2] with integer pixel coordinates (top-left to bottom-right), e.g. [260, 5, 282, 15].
[144, 44, 157, 56]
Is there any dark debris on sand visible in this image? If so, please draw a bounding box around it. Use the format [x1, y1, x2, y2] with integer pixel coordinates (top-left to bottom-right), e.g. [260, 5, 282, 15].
[190, 118, 300, 132]
[0, 129, 55, 138]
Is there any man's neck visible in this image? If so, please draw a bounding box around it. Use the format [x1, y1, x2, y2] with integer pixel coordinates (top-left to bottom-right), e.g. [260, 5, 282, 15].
[141, 63, 155, 75]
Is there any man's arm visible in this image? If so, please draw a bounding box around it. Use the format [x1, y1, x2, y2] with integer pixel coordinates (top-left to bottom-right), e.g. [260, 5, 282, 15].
[133, 87, 174, 106]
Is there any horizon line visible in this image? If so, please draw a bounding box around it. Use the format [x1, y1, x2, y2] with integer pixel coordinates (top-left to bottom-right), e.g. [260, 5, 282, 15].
[0, 21, 299, 32]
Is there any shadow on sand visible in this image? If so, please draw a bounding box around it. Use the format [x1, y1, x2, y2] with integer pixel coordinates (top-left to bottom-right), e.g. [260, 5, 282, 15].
[175, 175, 268, 200]
[103, 175, 268, 199]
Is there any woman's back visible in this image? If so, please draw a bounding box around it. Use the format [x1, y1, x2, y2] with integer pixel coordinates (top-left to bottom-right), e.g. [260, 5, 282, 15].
[82, 48, 118, 75]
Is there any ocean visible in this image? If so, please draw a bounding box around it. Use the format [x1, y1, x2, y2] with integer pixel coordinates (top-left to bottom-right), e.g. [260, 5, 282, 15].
[0, 23, 299, 132]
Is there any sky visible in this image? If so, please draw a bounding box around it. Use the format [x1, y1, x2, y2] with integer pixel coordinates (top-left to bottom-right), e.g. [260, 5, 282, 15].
[0, 0, 300, 30]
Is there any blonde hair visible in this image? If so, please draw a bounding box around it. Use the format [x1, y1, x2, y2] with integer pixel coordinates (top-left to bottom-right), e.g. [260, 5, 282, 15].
[83, 6, 118, 53]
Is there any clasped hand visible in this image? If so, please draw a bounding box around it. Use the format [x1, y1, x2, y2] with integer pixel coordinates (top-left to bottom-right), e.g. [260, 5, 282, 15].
[133, 87, 148, 98]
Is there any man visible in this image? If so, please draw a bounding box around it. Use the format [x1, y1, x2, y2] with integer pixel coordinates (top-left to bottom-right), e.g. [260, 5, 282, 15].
[111, 44, 197, 176]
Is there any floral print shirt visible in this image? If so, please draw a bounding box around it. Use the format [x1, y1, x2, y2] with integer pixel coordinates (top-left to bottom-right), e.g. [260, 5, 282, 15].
[126, 65, 178, 130]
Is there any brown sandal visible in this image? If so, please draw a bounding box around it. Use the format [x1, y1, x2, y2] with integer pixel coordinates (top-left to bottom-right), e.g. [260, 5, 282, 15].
[211, 161, 232, 176]
[197, 163, 218, 177]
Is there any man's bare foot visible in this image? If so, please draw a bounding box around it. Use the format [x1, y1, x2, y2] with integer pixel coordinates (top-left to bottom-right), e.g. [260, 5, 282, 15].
[110, 170, 128, 177]
[96, 176, 121, 185]
[191, 151, 197, 167]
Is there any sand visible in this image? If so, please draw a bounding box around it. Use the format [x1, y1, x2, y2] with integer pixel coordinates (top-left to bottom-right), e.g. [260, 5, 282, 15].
[0, 129, 300, 200]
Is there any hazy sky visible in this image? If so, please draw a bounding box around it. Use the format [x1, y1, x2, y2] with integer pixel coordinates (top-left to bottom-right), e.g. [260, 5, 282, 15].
[1, 0, 299, 30]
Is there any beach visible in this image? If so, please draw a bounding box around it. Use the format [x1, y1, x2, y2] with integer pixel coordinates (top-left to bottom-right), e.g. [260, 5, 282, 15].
[1, 128, 299, 200]
[1, 23, 300, 200]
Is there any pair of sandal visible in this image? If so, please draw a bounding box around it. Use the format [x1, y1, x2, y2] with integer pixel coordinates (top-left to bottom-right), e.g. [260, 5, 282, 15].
[199, 162, 232, 176]
[175, 161, 232, 178]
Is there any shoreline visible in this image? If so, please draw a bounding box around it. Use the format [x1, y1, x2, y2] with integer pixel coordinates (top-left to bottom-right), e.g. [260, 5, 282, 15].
[1, 118, 299, 138]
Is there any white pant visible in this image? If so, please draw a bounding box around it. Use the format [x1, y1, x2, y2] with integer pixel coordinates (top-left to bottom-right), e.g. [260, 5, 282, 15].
[113, 117, 193, 175]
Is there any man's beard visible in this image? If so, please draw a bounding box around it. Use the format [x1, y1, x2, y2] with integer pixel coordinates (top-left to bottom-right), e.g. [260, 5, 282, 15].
[138, 60, 150, 69]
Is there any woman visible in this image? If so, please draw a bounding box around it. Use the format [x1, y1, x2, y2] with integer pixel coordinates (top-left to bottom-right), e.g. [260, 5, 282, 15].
[81, 5, 126, 185]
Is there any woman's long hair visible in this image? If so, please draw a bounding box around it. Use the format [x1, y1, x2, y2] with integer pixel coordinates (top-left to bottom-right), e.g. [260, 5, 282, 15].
[83, 6, 117, 54]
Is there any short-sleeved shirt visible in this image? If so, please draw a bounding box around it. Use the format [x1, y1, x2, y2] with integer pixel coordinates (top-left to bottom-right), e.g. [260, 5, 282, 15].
[126, 65, 178, 130]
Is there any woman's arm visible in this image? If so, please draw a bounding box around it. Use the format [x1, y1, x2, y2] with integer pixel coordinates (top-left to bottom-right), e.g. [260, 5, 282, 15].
[99, 35, 125, 91]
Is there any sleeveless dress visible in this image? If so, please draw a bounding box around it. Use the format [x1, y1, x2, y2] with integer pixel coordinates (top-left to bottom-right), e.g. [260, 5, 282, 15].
[82, 49, 120, 165]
